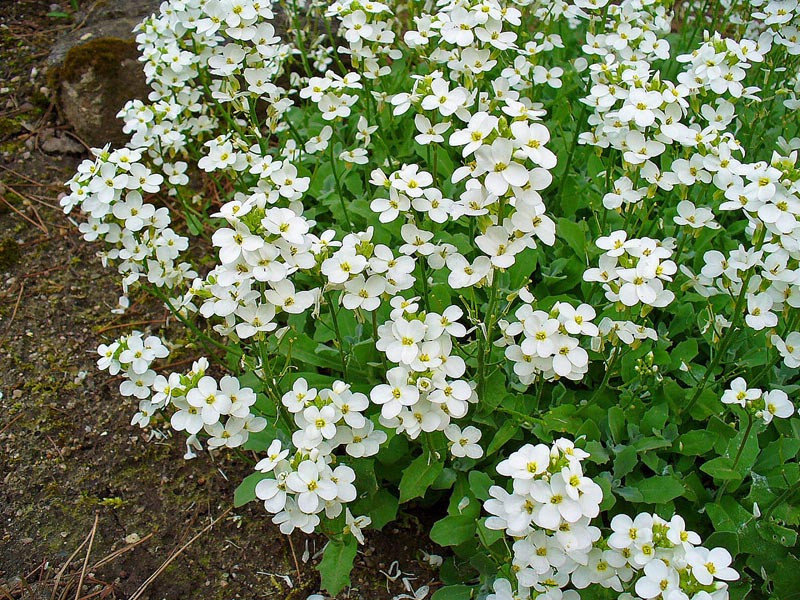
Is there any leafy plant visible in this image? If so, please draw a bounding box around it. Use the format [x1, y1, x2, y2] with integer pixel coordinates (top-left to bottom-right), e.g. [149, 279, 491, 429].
[62, 0, 800, 598]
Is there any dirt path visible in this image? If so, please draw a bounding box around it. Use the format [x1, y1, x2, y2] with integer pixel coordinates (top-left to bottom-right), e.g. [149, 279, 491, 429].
[0, 3, 435, 598]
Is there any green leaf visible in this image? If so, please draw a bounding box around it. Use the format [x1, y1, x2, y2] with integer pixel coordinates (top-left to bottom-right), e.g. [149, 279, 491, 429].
[557, 217, 586, 257]
[771, 556, 800, 599]
[368, 489, 398, 530]
[507, 247, 538, 290]
[633, 476, 685, 504]
[477, 518, 504, 547]
[377, 432, 409, 466]
[430, 514, 477, 547]
[431, 584, 474, 600]
[399, 451, 444, 503]
[607, 406, 626, 443]
[701, 457, 742, 481]
[596, 473, 616, 511]
[486, 420, 518, 455]
[319, 537, 358, 595]
[670, 339, 698, 370]
[676, 430, 716, 455]
[706, 531, 740, 556]
[641, 402, 669, 434]
[613, 446, 638, 480]
[233, 472, 268, 507]
[285, 333, 342, 370]
[468, 471, 494, 501]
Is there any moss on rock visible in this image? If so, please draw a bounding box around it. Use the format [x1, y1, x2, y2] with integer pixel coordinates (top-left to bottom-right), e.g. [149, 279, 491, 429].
[58, 37, 139, 84]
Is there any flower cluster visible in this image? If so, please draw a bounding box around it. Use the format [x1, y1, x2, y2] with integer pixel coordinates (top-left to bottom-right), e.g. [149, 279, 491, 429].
[498, 299, 597, 383]
[484, 440, 604, 594]
[584, 232, 676, 309]
[97, 331, 169, 399]
[62, 150, 195, 310]
[372, 299, 477, 448]
[485, 441, 739, 599]
[722, 377, 795, 425]
[97, 339, 265, 456]
[253, 379, 378, 535]
[61, 0, 800, 595]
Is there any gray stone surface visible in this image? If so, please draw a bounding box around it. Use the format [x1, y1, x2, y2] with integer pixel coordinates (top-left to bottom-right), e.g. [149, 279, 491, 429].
[48, 0, 161, 147]
[47, 0, 161, 66]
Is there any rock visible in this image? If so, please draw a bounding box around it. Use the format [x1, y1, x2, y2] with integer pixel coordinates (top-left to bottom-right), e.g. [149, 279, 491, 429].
[39, 129, 84, 155]
[48, 0, 161, 147]
[47, 0, 162, 67]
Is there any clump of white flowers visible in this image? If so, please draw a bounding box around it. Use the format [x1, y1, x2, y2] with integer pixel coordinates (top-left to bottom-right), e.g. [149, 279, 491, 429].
[373, 298, 475, 444]
[485, 442, 739, 599]
[97, 341, 266, 458]
[584, 232, 676, 310]
[62, 0, 800, 595]
[722, 377, 794, 425]
[253, 379, 377, 534]
[499, 298, 597, 384]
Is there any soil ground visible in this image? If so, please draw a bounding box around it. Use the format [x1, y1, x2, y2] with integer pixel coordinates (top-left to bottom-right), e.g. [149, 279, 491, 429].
[0, 2, 436, 598]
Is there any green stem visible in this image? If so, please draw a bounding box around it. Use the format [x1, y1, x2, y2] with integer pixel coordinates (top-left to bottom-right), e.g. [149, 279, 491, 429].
[477, 269, 501, 401]
[716, 413, 754, 500]
[329, 140, 353, 229]
[372, 310, 388, 372]
[682, 228, 766, 416]
[147, 285, 242, 358]
[325, 291, 348, 378]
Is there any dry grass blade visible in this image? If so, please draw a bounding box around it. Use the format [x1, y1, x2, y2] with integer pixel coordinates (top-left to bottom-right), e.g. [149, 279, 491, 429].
[51, 526, 94, 600]
[74, 514, 99, 600]
[0, 194, 47, 233]
[0, 411, 25, 436]
[90, 532, 154, 570]
[128, 507, 232, 600]
[6, 282, 25, 327]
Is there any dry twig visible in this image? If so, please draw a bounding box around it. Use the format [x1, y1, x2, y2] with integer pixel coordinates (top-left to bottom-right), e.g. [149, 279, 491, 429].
[74, 514, 99, 600]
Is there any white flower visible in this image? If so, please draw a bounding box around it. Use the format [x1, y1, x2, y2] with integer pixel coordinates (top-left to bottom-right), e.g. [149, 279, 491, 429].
[421, 78, 468, 117]
[618, 89, 662, 127]
[256, 440, 290, 473]
[759, 389, 794, 424]
[445, 424, 483, 459]
[342, 275, 386, 311]
[344, 421, 387, 457]
[634, 559, 679, 599]
[476, 226, 523, 268]
[446, 254, 492, 288]
[686, 547, 738, 585]
[371, 366, 419, 419]
[286, 461, 338, 513]
[608, 513, 653, 550]
[745, 293, 778, 331]
[721, 377, 761, 407]
[449, 111, 498, 156]
[265, 280, 316, 314]
[497, 443, 551, 479]
[475, 138, 530, 197]
[617, 260, 659, 306]
[186, 376, 232, 425]
[674, 200, 720, 229]
[344, 509, 371, 544]
[302, 404, 338, 441]
[772, 332, 800, 368]
[414, 114, 450, 145]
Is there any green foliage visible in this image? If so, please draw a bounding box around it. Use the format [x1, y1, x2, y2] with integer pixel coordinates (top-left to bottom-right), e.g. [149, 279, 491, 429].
[319, 537, 358, 595]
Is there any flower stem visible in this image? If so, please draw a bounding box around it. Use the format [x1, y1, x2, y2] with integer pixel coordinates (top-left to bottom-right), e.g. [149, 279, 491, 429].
[325, 291, 348, 378]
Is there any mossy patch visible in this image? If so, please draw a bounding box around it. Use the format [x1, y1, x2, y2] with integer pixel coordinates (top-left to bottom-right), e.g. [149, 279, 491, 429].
[0, 237, 21, 270]
[56, 37, 139, 84]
